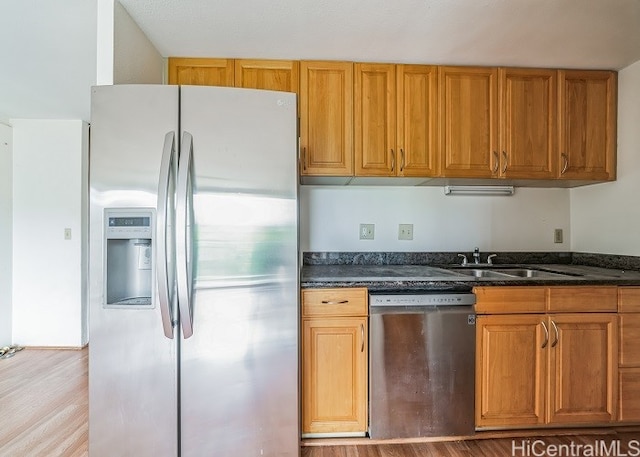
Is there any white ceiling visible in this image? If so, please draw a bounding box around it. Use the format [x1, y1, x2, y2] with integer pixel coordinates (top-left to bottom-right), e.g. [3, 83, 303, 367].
[121, 0, 640, 69]
[1, 0, 639, 123]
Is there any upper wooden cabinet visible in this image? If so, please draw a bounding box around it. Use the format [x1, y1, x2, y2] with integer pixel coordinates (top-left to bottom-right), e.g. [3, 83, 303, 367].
[397, 65, 439, 177]
[500, 68, 557, 179]
[439, 66, 499, 178]
[558, 70, 617, 181]
[440, 66, 558, 179]
[234, 59, 299, 93]
[168, 58, 299, 94]
[168, 58, 234, 86]
[354, 63, 397, 176]
[354, 64, 438, 177]
[168, 57, 618, 185]
[299, 61, 354, 177]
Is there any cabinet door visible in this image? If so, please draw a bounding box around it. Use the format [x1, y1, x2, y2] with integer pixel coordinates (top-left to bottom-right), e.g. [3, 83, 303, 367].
[167, 58, 234, 86]
[234, 59, 299, 94]
[302, 317, 368, 434]
[500, 68, 556, 179]
[476, 315, 547, 428]
[619, 368, 640, 422]
[397, 65, 438, 177]
[439, 66, 498, 178]
[354, 63, 396, 176]
[558, 70, 617, 180]
[548, 314, 618, 424]
[300, 61, 353, 176]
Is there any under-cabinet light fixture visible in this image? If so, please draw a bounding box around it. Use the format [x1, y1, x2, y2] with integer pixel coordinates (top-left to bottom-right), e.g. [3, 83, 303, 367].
[444, 185, 515, 196]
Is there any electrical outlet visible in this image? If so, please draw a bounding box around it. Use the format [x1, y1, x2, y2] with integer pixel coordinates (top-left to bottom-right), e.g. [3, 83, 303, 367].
[64, 228, 72, 240]
[359, 223, 375, 240]
[554, 228, 563, 244]
[398, 224, 413, 240]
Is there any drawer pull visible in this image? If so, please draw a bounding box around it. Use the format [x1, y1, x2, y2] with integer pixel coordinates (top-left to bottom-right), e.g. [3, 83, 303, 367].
[321, 300, 349, 305]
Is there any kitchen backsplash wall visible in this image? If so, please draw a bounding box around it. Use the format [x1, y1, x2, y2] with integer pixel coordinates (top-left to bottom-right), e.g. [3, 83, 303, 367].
[300, 186, 570, 252]
[571, 60, 640, 257]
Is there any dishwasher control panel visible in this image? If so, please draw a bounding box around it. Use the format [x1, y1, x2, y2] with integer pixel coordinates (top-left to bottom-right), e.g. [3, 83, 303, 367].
[369, 292, 476, 307]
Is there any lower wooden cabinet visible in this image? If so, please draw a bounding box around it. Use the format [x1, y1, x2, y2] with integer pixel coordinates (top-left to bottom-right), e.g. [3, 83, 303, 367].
[547, 314, 617, 424]
[476, 314, 547, 428]
[301, 288, 368, 435]
[476, 286, 618, 429]
[619, 287, 640, 422]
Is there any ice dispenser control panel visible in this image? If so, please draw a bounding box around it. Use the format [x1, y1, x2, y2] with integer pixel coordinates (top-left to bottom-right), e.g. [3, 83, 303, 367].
[104, 209, 154, 308]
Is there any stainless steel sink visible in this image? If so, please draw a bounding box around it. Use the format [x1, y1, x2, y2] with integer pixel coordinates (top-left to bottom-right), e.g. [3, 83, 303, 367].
[449, 266, 582, 279]
[492, 268, 563, 278]
[451, 269, 514, 278]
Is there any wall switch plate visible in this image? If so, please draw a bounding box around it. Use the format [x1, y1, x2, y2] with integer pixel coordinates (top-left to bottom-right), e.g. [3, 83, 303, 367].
[359, 223, 375, 240]
[64, 228, 72, 240]
[554, 228, 563, 244]
[398, 224, 413, 240]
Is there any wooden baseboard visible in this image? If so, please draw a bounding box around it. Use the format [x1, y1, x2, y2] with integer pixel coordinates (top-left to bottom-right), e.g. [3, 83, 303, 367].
[301, 426, 632, 447]
[23, 344, 87, 351]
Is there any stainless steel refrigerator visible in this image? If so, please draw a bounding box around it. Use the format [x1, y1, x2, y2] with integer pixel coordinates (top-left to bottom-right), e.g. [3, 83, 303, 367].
[88, 85, 299, 457]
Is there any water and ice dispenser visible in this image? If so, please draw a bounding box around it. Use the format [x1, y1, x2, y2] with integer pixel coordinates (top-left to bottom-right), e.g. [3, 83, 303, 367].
[104, 209, 154, 308]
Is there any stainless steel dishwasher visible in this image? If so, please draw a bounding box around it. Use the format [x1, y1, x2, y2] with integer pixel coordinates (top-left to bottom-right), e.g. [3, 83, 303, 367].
[369, 290, 476, 439]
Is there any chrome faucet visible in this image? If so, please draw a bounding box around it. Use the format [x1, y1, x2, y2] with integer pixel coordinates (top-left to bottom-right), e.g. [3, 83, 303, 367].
[457, 253, 468, 266]
[487, 254, 498, 265]
[473, 247, 481, 264]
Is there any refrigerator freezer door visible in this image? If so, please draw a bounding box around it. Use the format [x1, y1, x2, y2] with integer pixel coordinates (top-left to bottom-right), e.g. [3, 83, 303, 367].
[179, 86, 299, 457]
[89, 85, 179, 457]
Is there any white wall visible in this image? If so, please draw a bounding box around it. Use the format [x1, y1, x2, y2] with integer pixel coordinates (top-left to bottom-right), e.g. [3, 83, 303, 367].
[12, 120, 89, 347]
[301, 186, 570, 252]
[97, 0, 164, 86]
[0, 124, 12, 345]
[96, 0, 115, 85]
[0, 0, 97, 122]
[570, 60, 640, 256]
[114, 1, 164, 84]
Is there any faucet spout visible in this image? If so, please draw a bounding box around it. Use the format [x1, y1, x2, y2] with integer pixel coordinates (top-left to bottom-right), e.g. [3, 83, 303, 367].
[473, 247, 480, 264]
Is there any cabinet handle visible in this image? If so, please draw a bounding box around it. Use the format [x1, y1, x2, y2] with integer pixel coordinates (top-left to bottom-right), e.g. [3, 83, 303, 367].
[390, 149, 396, 172]
[561, 153, 569, 175]
[492, 151, 499, 174]
[541, 321, 549, 349]
[302, 147, 307, 172]
[400, 148, 405, 172]
[321, 300, 349, 305]
[551, 320, 559, 347]
[360, 323, 365, 353]
[501, 151, 508, 174]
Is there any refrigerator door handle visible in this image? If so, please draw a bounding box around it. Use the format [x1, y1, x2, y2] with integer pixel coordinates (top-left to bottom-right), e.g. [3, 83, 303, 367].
[176, 131, 195, 338]
[156, 132, 177, 339]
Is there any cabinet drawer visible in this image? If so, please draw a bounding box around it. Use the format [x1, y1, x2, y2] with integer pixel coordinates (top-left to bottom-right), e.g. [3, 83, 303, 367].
[619, 368, 640, 422]
[302, 288, 368, 317]
[619, 288, 640, 313]
[620, 314, 640, 367]
[548, 286, 617, 312]
[474, 287, 546, 314]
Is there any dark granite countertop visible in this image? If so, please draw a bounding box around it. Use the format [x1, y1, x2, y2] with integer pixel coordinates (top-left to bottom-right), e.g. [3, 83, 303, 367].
[301, 253, 640, 290]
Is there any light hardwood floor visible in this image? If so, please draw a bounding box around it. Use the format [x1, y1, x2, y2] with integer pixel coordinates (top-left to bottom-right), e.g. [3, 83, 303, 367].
[2, 348, 640, 456]
[0, 348, 88, 457]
